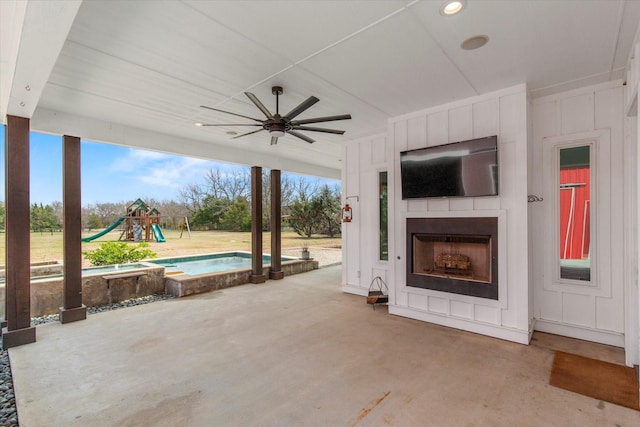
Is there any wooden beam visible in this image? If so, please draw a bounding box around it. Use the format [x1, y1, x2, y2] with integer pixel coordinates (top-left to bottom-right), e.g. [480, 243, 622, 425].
[269, 169, 284, 280]
[2, 115, 36, 348]
[250, 166, 265, 283]
[60, 135, 86, 324]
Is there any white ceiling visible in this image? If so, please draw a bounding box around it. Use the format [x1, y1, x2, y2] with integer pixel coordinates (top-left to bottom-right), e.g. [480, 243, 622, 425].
[2, 0, 639, 179]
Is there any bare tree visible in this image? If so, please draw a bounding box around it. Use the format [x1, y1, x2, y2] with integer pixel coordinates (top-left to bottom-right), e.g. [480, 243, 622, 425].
[204, 168, 250, 200]
[178, 183, 205, 213]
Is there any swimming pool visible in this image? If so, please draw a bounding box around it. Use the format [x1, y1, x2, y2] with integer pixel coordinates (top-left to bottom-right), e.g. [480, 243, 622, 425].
[150, 252, 293, 276]
[157, 252, 317, 298]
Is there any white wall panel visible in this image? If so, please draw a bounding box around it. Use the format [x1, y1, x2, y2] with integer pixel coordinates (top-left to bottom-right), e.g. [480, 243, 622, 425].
[448, 105, 473, 142]
[427, 110, 448, 146]
[532, 101, 559, 140]
[561, 93, 594, 135]
[475, 305, 501, 325]
[473, 98, 499, 138]
[596, 288, 625, 332]
[449, 198, 474, 211]
[372, 136, 387, 165]
[450, 300, 473, 319]
[426, 199, 449, 211]
[562, 293, 596, 328]
[358, 139, 373, 171]
[342, 133, 388, 294]
[538, 289, 562, 322]
[408, 293, 427, 311]
[473, 197, 501, 210]
[532, 82, 628, 347]
[500, 92, 525, 143]
[428, 296, 449, 315]
[407, 116, 427, 150]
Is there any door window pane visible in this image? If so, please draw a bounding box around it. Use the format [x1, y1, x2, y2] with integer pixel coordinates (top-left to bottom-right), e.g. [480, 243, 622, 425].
[559, 145, 591, 281]
[379, 171, 388, 261]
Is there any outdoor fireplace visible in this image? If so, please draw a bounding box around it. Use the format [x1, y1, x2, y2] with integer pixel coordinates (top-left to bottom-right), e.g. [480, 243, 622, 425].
[406, 217, 498, 300]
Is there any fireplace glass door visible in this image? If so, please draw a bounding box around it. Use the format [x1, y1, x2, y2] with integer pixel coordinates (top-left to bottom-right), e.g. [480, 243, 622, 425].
[413, 234, 492, 284]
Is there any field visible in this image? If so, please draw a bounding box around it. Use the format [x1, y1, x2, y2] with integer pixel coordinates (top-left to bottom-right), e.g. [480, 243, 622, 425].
[0, 229, 342, 267]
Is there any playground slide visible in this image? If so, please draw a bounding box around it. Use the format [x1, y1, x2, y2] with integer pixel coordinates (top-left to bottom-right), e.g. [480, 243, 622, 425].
[151, 223, 166, 243]
[81, 216, 126, 242]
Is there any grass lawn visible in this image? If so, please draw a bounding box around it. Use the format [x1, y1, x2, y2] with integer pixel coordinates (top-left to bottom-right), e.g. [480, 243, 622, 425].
[0, 229, 341, 267]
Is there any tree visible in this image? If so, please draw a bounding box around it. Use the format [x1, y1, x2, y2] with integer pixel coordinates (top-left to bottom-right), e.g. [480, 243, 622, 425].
[312, 185, 341, 237]
[0, 201, 4, 231]
[191, 196, 231, 229]
[219, 197, 251, 232]
[288, 192, 318, 238]
[30, 203, 59, 232]
[86, 214, 103, 231]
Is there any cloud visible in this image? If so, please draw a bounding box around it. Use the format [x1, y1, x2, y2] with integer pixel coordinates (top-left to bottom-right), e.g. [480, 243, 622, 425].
[108, 148, 221, 191]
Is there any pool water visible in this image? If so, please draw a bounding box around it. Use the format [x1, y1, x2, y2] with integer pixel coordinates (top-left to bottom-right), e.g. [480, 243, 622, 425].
[151, 252, 292, 276]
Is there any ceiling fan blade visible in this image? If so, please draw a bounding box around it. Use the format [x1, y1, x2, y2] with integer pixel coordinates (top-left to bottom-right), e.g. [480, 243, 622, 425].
[201, 105, 263, 123]
[270, 136, 278, 146]
[245, 92, 274, 119]
[199, 123, 262, 127]
[231, 128, 265, 139]
[291, 114, 352, 125]
[287, 130, 315, 144]
[284, 96, 319, 120]
[291, 126, 345, 135]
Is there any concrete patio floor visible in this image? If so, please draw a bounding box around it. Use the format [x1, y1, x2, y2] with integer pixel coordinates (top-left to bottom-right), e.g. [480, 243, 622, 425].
[8, 266, 640, 426]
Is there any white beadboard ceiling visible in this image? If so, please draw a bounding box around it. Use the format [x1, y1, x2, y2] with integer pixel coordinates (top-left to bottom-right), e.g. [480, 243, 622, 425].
[2, 0, 639, 179]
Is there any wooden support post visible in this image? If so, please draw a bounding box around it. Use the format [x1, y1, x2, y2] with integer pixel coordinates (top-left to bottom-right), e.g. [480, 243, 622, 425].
[269, 169, 284, 280]
[60, 135, 87, 324]
[250, 166, 266, 283]
[2, 115, 36, 348]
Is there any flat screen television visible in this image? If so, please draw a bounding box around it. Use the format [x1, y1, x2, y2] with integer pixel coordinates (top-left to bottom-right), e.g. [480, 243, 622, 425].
[400, 135, 498, 199]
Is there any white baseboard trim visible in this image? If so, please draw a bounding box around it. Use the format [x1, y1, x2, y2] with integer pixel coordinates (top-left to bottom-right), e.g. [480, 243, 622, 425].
[342, 284, 369, 297]
[389, 304, 531, 345]
[534, 319, 624, 348]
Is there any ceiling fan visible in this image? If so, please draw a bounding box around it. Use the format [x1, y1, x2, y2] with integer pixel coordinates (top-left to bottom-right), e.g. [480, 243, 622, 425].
[197, 86, 351, 145]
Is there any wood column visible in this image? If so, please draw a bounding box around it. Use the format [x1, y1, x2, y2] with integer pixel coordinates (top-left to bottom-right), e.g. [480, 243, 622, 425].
[269, 169, 284, 279]
[60, 135, 87, 323]
[2, 115, 36, 348]
[250, 166, 266, 283]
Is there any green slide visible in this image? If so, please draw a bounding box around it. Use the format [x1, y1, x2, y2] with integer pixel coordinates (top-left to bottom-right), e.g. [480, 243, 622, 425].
[81, 216, 126, 242]
[151, 223, 166, 243]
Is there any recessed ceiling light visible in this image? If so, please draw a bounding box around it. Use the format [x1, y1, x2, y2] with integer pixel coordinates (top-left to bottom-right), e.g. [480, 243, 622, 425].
[440, 0, 465, 16]
[461, 35, 489, 50]
[194, 122, 204, 127]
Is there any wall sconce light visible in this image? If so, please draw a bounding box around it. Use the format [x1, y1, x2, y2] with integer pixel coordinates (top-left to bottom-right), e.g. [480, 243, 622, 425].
[342, 195, 359, 223]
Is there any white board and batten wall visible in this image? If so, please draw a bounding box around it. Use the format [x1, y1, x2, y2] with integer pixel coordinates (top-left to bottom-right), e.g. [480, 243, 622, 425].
[341, 133, 390, 296]
[531, 81, 633, 358]
[342, 84, 532, 344]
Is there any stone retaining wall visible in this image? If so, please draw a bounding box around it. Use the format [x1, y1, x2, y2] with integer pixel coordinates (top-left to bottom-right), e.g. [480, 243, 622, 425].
[28, 263, 165, 316]
[165, 259, 319, 297]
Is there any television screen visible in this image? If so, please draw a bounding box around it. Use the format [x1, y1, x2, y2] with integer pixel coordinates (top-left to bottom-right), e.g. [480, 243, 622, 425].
[400, 136, 498, 199]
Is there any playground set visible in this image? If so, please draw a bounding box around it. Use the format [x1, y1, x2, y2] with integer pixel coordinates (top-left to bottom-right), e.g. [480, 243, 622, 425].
[81, 198, 166, 243]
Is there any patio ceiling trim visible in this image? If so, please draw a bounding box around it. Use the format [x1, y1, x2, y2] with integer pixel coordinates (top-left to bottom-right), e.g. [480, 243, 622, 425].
[0, 0, 82, 121]
[31, 107, 341, 180]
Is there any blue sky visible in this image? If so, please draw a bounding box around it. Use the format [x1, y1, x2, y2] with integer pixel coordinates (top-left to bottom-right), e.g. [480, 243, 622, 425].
[0, 131, 339, 206]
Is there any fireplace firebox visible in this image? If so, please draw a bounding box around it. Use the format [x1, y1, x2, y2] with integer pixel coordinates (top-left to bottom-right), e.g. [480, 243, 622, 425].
[406, 217, 498, 300]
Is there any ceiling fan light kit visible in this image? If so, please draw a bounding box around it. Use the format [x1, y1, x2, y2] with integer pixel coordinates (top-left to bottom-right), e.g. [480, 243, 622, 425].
[199, 86, 352, 145]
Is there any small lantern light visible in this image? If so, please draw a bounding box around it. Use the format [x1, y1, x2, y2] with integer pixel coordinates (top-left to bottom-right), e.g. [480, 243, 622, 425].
[342, 195, 358, 223]
[342, 203, 353, 222]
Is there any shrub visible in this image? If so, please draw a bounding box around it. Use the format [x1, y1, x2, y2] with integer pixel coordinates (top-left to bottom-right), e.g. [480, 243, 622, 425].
[83, 241, 157, 266]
